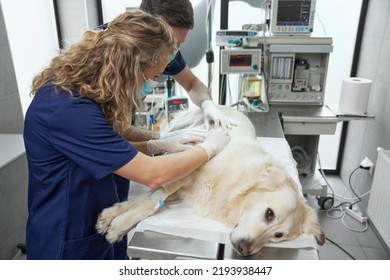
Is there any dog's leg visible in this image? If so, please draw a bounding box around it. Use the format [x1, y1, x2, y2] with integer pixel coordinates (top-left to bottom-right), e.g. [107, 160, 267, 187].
[96, 193, 160, 243]
[96, 178, 191, 243]
[162, 176, 193, 196]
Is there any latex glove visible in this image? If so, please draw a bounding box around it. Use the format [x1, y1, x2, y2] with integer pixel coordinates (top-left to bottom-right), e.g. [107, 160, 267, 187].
[201, 100, 235, 130]
[147, 129, 208, 155]
[197, 129, 231, 160]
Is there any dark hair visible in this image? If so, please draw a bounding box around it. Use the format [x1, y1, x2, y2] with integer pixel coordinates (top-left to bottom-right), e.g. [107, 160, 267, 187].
[140, 0, 194, 29]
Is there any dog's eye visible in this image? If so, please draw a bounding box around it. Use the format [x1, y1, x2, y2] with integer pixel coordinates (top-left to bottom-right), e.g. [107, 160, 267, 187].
[265, 208, 274, 222]
[274, 232, 284, 238]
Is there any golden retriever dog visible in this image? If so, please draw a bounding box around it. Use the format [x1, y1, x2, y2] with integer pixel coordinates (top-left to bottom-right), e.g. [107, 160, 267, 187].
[96, 106, 325, 256]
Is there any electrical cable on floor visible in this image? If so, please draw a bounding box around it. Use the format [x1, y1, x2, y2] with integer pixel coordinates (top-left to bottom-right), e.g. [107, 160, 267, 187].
[341, 212, 369, 232]
[326, 203, 369, 233]
[333, 189, 371, 201]
[343, 166, 369, 232]
[325, 237, 356, 260]
[317, 162, 369, 232]
[315, 158, 370, 260]
[347, 166, 372, 208]
[290, 148, 370, 256]
[323, 205, 344, 219]
[328, 169, 371, 207]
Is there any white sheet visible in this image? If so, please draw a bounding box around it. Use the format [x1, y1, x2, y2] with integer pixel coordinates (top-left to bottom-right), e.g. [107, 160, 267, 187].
[130, 137, 318, 250]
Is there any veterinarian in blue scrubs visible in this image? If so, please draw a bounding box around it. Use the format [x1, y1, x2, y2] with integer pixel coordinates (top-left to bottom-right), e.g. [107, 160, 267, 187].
[97, 1, 235, 257]
[23, 11, 230, 260]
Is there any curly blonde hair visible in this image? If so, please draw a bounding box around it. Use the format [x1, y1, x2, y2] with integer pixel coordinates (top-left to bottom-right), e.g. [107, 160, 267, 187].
[31, 11, 176, 134]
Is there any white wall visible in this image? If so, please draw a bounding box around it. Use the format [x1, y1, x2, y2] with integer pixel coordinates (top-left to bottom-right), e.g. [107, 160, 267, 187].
[1, 0, 59, 116]
[101, 0, 141, 22]
[314, 0, 362, 169]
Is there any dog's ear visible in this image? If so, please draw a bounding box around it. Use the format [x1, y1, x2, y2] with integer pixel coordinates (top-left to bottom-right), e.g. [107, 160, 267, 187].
[259, 163, 301, 193]
[257, 163, 286, 191]
[285, 175, 301, 195]
[301, 203, 325, 245]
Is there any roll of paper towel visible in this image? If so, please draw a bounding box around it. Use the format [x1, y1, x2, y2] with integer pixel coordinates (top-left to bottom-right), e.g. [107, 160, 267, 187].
[339, 77, 372, 115]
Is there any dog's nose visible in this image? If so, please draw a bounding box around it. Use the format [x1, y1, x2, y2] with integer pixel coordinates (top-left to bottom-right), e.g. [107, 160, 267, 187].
[239, 243, 250, 256]
[233, 239, 251, 256]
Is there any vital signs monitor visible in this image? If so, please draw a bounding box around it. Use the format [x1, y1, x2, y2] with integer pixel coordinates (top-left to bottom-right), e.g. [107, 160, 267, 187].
[270, 0, 316, 35]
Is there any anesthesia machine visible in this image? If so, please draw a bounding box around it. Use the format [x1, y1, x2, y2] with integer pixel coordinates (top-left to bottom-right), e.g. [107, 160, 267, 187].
[216, 0, 335, 197]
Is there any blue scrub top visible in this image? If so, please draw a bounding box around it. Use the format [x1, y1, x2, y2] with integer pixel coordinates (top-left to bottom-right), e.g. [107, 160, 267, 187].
[23, 84, 138, 259]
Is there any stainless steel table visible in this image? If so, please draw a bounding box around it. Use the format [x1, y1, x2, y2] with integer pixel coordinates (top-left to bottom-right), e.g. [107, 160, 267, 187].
[127, 231, 319, 260]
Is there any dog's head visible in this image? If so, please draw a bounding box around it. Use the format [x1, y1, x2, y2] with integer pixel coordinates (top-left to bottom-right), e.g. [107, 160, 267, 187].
[229, 163, 325, 256]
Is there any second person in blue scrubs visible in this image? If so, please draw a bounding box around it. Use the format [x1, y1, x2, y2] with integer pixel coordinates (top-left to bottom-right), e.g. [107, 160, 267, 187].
[23, 11, 230, 260]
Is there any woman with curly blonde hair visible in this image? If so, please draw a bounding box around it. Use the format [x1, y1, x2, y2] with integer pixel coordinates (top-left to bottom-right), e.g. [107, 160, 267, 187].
[23, 10, 230, 260]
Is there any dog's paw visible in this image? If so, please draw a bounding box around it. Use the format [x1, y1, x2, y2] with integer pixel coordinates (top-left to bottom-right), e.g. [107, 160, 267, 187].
[103, 212, 139, 243]
[96, 195, 159, 243]
[96, 202, 125, 235]
[105, 198, 159, 243]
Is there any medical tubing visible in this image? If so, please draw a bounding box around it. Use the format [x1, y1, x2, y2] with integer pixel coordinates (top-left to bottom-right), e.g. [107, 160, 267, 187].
[291, 145, 312, 175]
[150, 188, 168, 209]
[242, 97, 265, 112]
[167, 75, 172, 98]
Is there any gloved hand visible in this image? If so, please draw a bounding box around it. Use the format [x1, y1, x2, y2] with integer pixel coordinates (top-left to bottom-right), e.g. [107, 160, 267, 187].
[201, 100, 235, 130]
[147, 129, 208, 155]
[197, 129, 231, 160]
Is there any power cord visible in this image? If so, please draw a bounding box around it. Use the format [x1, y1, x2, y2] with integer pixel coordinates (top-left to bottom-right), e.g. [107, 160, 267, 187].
[315, 160, 370, 260]
[318, 164, 369, 232]
[293, 148, 369, 256]
[325, 237, 356, 260]
[348, 167, 362, 207]
[341, 211, 369, 232]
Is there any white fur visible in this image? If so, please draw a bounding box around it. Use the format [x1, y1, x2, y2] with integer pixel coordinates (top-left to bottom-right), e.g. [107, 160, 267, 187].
[96, 106, 325, 256]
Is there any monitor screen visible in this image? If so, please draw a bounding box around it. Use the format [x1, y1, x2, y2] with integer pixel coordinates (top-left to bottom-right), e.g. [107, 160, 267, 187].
[276, 0, 312, 26]
[270, 0, 316, 34]
[229, 54, 252, 67]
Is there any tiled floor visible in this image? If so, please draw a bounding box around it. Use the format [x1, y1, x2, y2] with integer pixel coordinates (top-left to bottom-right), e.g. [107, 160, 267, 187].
[306, 175, 390, 260]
